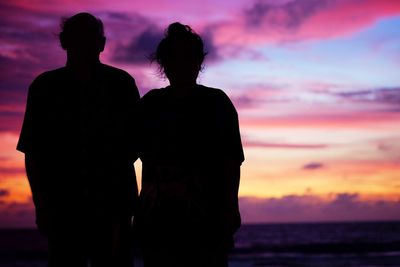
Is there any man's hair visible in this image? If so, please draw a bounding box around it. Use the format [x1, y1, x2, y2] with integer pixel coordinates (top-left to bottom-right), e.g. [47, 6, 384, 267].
[59, 12, 104, 50]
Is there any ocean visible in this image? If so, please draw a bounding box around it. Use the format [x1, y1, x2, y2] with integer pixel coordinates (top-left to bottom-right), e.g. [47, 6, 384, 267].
[231, 221, 400, 267]
[0, 221, 399, 267]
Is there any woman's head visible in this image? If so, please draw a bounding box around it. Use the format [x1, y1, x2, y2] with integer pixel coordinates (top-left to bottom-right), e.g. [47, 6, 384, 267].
[153, 22, 207, 86]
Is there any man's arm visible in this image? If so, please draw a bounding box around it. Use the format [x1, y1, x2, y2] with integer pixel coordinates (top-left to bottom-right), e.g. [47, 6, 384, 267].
[123, 73, 140, 162]
[25, 154, 50, 236]
[17, 75, 50, 236]
[123, 73, 140, 216]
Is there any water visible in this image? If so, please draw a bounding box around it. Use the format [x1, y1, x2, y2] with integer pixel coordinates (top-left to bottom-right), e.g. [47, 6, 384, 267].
[231, 221, 400, 266]
[0, 221, 399, 267]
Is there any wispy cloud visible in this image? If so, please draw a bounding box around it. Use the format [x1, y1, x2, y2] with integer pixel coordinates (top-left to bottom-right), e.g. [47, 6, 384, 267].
[241, 111, 400, 129]
[332, 87, 400, 106]
[244, 139, 328, 149]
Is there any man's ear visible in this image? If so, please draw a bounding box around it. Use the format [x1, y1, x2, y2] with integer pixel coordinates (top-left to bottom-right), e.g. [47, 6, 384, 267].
[59, 32, 68, 50]
[99, 36, 106, 52]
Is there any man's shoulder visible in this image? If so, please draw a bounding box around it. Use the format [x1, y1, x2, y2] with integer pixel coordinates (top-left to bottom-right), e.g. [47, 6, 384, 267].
[29, 67, 68, 93]
[99, 63, 134, 81]
[33, 67, 67, 82]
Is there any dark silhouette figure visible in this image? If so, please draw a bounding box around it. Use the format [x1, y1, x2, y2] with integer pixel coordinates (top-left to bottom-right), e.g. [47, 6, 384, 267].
[137, 23, 245, 267]
[17, 13, 139, 267]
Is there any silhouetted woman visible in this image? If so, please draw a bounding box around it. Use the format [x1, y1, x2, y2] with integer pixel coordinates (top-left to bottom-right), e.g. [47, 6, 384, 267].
[137, 22, 244, 267]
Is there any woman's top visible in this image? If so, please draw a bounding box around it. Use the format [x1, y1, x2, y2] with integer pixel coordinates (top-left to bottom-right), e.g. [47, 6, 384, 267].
[137, 85, 244, 246]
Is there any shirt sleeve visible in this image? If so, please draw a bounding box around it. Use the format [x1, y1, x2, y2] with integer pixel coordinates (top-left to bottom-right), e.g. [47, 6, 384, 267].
[215, 89, 245, 164]
[123, 73, 141, 162]
[16, 78, 41, 154]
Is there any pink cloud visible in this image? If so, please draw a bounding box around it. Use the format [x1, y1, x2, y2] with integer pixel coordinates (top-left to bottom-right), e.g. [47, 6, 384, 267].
[241, 110, 400, 129]
[0, 112, 24, 134]
[6, 0, 243, 23]
[213, 0, 400, 45]
[0, 166, 25, 175]
[373, 137, 400, 161]
[230, 86, 284, 109]
[243, 139, 328, 149]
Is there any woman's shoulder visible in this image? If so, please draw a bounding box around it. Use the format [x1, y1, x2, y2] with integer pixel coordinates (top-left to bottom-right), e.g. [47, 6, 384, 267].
[142, 87, 167, 99]
[139, 87, 169, 108]
[198, 85, 232, 103]
[199, 85, 238, 116]
[198, 85, 222, 93]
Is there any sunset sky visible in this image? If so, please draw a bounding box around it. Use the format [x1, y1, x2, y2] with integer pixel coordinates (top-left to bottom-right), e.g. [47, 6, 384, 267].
[1, 0, 400, 227]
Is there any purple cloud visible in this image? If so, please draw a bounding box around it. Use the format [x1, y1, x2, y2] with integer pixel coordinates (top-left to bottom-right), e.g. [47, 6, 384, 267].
[0, 5, 65, 133]
[113, 27, 163, 63]
[240, 193, 400, 223]
[0, 189, 10, 197]
[200, 30, 220, 62]
[333, 87, 400, 106]
[0, 200, 35, 228]
[112, 25, 220, 64]
[244, 0, 332, 28]
[303, 162, 324, 170]
[230, 94, 258, 109]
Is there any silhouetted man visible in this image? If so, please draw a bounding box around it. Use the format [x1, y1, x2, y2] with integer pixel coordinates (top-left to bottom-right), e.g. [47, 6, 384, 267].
[17, 13, 139, 267]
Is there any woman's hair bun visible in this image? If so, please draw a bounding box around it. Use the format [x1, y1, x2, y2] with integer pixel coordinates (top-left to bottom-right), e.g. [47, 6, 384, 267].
[152, 22, 207, 72]
[166, 22, 192, 38]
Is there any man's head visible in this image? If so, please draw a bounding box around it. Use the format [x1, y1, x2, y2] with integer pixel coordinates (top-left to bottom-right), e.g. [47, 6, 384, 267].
[59, 13, 106, 61]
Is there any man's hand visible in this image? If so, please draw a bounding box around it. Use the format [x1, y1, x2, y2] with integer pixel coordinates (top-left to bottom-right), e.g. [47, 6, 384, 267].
[35, 206, 50, 237]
